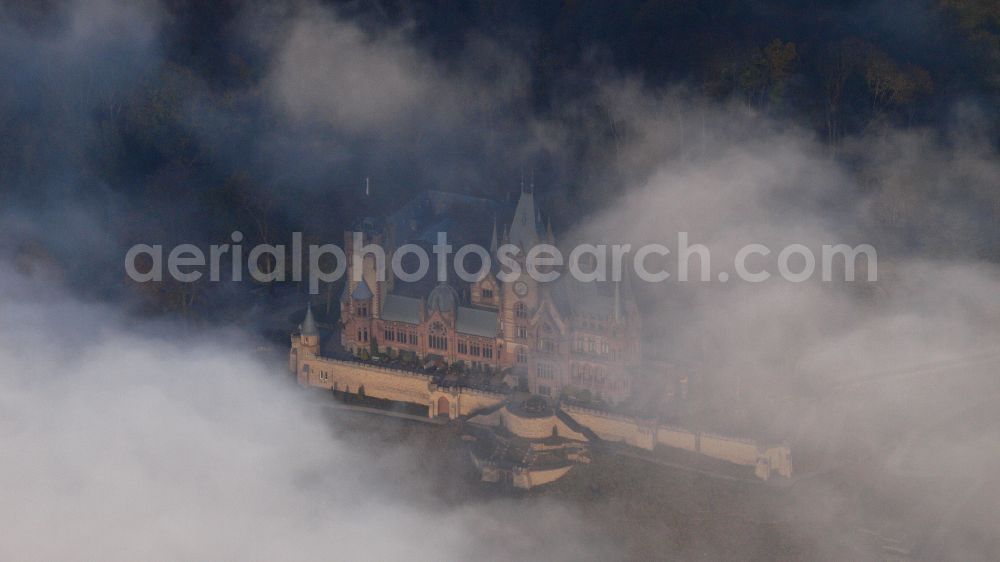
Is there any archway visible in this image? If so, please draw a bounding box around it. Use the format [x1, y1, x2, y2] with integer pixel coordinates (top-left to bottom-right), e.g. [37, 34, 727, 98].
[437, 396, 451, 418]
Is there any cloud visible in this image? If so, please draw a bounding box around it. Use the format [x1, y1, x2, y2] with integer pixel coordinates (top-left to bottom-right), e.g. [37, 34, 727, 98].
[564, 84, 1000, 557]
[0, 270, 612, 561]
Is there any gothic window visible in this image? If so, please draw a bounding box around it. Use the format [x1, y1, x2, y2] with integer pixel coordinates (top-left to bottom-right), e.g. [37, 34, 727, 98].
[397, 329, 405, 342]
[384, 329, 394, 342]
[516, 347, 527, 364]
[536, 362, 554, 380]
[516, 326, 527, 340]
[429, 322, 447, 350]
[515, 302, 527, 319]
[482, 288, 493, 299]
[470, 341, 481, 356]
[457, 340, 468, 354]
[539, 338, 555, 353]
[409, 333, 418, 345]
[483, 346, 493, 359]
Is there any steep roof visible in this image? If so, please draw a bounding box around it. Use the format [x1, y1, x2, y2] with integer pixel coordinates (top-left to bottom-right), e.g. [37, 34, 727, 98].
[351, 279, 373, 300]
[427, 283, 460, 313]
[551, 275, 626, 319]
[301, 304, 318, 336]
[508, 189, 542, 250]
[381, 294, 422, 324]
[456, 306, 498, 338]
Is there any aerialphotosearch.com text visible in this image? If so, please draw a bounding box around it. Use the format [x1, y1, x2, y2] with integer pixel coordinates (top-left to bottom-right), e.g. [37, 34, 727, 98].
[125, 231, 878, 294]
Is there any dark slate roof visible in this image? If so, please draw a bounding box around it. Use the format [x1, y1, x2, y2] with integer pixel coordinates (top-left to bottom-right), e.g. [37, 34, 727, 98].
[508, 190, 543, 250]
[456, 306, 498, 337]
[427, 283, 459, 313]
[552, 276, 619, 318]
[381, 294, 422, 324]
[301, 305, 318, 336]
[351, 279, 373, 300]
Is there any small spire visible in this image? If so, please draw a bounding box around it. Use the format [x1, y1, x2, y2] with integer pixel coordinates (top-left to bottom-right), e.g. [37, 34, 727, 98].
[490, 216, 498, 254]
[301, 303, 318, 336]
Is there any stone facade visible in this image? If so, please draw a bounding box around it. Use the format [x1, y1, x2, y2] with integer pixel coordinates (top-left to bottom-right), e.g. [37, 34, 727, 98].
[339, 189, 644, 404]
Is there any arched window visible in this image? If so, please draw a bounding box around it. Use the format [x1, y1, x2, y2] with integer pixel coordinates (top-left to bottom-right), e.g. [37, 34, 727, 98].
[429, 321, 448, 350]
[516, 347, 527, 364]
[515, 302, 527, 319]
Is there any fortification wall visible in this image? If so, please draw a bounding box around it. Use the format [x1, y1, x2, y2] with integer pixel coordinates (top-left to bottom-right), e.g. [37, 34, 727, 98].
[299, 357, 433, 405]
[522, 465, 574, 488]
[292, 352, 793, 479]
[456, 389, 505, 417]
[697, 432, 760, 466]
[559, 406, 793, 479]
[561, 405, 656, 450]
[499, 409, 589, 442]
[657, 425, 698, 451]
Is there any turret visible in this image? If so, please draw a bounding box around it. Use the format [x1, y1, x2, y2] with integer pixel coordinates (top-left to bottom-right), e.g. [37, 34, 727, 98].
[490, 216, 498, 255]
[300, 304, 320, 355]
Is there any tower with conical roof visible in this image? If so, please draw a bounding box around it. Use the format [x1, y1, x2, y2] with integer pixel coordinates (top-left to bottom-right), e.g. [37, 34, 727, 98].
[300, 304, 320, 356]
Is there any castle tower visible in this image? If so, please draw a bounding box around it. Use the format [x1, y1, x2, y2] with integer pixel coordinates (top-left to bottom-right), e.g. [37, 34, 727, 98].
[500, 188, 546, 373]
[300, 304, 320, 356]
[344, 220, 387, 319]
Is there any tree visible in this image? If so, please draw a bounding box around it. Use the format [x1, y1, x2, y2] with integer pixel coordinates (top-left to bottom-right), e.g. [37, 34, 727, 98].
[738, 39, 798, 109]
[864, 47, 933, 117]
[819, 38, 865, 147]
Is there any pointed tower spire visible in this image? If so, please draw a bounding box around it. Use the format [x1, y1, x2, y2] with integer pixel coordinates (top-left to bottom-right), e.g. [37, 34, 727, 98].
[508, 188, 539, 249]
[301, 303, 318, 336]
[490, 216, 498, 254]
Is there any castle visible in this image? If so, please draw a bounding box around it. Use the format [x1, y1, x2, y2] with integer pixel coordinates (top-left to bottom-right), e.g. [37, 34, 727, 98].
[289, 188, 793, 487]
[337, 188, 643, 404]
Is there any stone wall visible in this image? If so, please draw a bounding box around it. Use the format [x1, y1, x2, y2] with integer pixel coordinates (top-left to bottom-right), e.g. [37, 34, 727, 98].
[455, 388, 505, 417]
[561, 405, 656, 450]
[299, 356, 433, 405]
[518, 465, 574, 489]
[498, 409, 589, 442]
[657, 425, 698, 451]
[291, 346, 792, 479]
[560, 405, 793, 480]
[698, 432, 760, 466]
